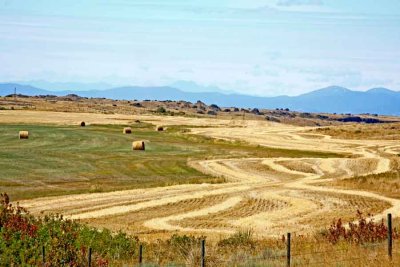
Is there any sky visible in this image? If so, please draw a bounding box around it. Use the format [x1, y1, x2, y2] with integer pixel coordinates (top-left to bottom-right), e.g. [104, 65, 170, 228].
[0, 0, 399, 96]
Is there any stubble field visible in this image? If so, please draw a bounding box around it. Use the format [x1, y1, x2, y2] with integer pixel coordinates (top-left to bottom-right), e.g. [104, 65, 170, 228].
[1, 109, 400, 242]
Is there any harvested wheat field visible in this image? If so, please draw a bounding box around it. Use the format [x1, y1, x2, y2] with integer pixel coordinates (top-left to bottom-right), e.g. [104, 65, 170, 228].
[4, 3, 400, 264]
[0, 110, 395, 242]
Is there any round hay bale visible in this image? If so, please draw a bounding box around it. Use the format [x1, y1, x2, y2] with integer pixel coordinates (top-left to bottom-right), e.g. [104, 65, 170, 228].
[19, 131, 29, 139]
[80, 121, 86, 127]
[132, 141, 145, 150]
[156, 126, 164, 131]
[123, 127, 132, 134]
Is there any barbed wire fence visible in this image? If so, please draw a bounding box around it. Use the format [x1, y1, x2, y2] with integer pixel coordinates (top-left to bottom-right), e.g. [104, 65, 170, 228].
[36, 213, 398, 266]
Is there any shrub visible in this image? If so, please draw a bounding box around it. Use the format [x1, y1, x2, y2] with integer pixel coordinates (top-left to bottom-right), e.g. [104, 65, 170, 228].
[324, 210, 398, 244]
[39, 214, 85, 266]
[156, 107, 166, 113]
[209, 104, 220, 111]
[0, 193, 138, 266]
[0, 193, 41, 265]
[218, 229, 255, 248]
[251, 108, 261, 115]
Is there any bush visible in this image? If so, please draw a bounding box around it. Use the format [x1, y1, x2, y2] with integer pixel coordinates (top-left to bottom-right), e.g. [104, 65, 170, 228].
[251, 108, 261, 115]
[324, 210, 398, 244]
[299, 112, 312, 118]
[156, 107, 166, 114]
[39, 214, 86, 266]
[209, 104, 220, 111]
[218, 229, 255, 248]
[0, 193, 138, 266]
[0, 193, 40, 265]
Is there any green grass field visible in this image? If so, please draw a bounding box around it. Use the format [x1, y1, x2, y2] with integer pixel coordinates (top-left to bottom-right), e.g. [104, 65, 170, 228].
[0, 123, 343, 200]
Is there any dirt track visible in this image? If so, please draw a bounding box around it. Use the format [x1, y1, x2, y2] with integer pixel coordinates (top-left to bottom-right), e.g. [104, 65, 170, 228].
[12, 111, 400, 237]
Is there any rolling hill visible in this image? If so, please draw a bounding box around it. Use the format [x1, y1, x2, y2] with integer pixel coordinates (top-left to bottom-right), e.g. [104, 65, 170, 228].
[1, 83, 399, 115]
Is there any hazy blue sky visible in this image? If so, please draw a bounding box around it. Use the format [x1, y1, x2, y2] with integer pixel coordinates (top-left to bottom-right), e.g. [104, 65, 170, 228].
[0, 0, 399, 95]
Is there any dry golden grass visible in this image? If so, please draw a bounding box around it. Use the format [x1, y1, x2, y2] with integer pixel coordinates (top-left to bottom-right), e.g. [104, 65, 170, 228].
[129, 229, 400, 266]
[331, 171, 400, 199]
[276, 159, 318, 174]
[347, 158, 379, 176]
[327, 158, 400, 199]
[175, 197, 289, 231]
[296, 191, 391, 228]
[238, 160, 303, 181]
[84, 194, 229, 236]
[312, 123, 400, 140]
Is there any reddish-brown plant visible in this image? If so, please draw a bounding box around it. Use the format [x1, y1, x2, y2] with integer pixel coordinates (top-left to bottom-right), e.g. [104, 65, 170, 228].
[326, 210, 398, 244]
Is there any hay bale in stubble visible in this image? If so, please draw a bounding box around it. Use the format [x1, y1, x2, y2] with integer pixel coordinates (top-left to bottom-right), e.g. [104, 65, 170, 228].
[132, 141, 145, 150]
[80, 121, 86, 127]
[19, 131, 29, 139]
[123, 127, 132, 134]
[156, 126, 164, 131]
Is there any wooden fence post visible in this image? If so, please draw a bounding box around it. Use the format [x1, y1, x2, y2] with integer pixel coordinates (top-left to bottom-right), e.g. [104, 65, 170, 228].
[388, 213, 392, 260]
[88, 247, 92, 267]
[139, 244, 143, 265]
[286, 233, 291, 267]
[201, 239, 206, 267]
[42, 246, 45, 266]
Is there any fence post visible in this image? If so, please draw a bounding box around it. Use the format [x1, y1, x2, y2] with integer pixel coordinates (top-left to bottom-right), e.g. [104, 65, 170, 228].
[139, 244, 143, 265]
[201, 239, 206, 267]
[42, 246, 45, 266]
[286, 233, 291, 267]
[388, 213, 392, 260]
[88, 247, 92, 267]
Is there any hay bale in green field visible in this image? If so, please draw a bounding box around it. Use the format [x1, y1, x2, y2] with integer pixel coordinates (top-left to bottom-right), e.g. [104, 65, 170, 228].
[132, 141, 145, 150]
[19, 131, 29, 139]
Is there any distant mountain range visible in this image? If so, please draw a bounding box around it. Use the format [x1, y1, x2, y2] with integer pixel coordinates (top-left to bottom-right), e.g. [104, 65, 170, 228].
[1, 83, 400, 115]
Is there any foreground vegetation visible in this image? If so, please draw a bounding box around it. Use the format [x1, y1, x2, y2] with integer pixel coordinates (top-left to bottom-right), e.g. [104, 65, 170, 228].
[0, 123, 342, 200]
[1, 193, 399, 266]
